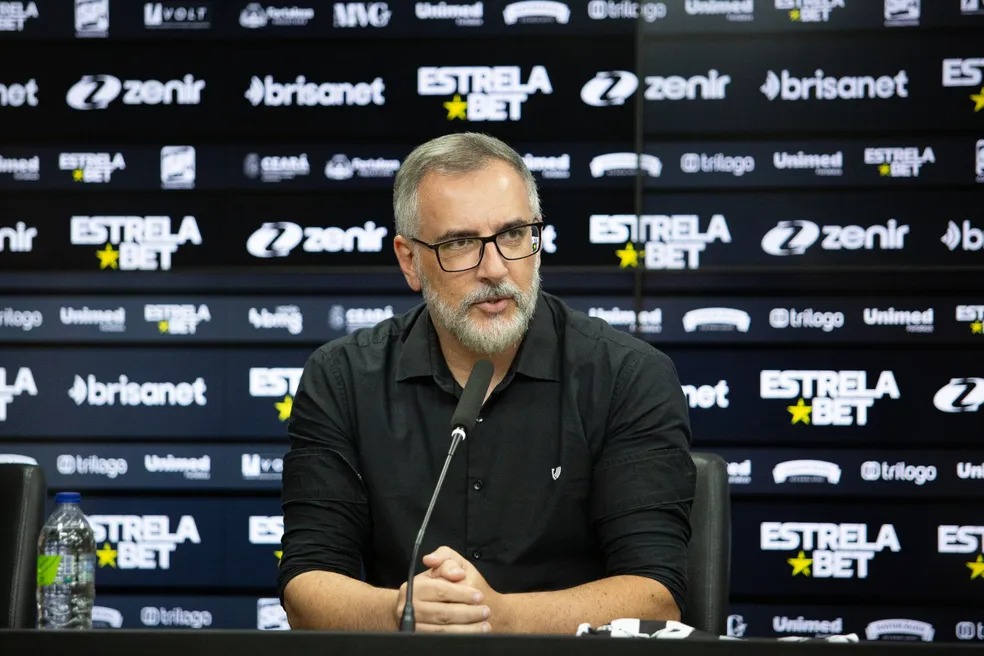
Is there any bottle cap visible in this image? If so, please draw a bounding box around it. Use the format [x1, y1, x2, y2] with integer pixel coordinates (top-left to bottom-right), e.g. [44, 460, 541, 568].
[54, 491, 82, 504]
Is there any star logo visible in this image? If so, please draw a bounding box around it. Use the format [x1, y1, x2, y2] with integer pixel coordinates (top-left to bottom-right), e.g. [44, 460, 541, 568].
[787, 398, 812, 425]
[72, 169, 84, 182]
[275, 394, 293, 422]
[970, 87, 984, 113]
[158, 320, 170, 334]
[967, 554, 984, 580]
[443, 94, 467, 120]
[274, 550, 283, 563]
[615, 242, 639, 268]
[95, 243, 120, 270]
[878, 163, 891, 176]
[971, 321, 982, 335]
[96, 542, 118, 568]
[788, 550, 812, 576]
[789, 9, 801, 21]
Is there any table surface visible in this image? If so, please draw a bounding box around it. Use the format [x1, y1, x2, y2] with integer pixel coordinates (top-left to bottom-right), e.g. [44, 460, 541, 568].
[2, 629, 984, 656]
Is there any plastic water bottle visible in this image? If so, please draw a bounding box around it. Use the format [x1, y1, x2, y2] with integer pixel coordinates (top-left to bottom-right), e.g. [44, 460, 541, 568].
[36, 491, 96, 629]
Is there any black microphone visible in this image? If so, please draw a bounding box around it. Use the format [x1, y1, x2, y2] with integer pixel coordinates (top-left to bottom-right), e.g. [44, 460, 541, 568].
[399, 358, 494, 632]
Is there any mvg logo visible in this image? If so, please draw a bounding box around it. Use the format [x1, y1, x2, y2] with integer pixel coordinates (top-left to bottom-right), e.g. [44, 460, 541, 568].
[333, 2, 391, 27]
[242, 453, 284, 480]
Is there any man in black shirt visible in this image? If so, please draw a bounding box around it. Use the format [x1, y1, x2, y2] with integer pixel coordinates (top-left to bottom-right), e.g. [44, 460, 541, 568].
[279, 132, 695, 634]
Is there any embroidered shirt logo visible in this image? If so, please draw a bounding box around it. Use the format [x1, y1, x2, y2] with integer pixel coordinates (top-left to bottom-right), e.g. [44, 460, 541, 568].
[551, 466, 562, 480]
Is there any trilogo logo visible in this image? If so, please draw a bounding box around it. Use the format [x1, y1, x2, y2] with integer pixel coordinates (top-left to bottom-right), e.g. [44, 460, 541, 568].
[761, 521, 901, 579]
[760, 369, 900, 426]
[88, 514, 201, 570]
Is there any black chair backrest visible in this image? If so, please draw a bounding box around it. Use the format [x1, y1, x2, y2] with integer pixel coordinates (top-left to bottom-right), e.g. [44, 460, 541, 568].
[0, 460, 46, 629]
[681, 451, 731, 636]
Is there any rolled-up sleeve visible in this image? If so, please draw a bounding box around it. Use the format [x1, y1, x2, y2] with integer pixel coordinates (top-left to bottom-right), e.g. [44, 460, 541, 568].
[590, 348, 696, 614]
[278, 347, 369, 602]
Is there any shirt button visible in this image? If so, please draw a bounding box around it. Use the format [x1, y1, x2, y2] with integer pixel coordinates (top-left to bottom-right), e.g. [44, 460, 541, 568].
[471, 550, 482, 560]
[472, 480, 484, 491]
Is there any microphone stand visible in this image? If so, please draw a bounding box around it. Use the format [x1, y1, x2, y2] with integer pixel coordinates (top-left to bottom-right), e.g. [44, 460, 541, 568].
[398, 426, 467, 632]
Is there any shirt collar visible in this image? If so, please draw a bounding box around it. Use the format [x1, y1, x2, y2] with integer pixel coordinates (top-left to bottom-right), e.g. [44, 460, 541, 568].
[395, 293, 560, 383]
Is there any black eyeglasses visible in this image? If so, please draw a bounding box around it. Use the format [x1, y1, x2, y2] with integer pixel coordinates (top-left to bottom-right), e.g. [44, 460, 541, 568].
[411, 222, 543, 273]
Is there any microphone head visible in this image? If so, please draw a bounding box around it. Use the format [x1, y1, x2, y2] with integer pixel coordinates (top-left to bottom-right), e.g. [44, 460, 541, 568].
[450, 359, 494, 434]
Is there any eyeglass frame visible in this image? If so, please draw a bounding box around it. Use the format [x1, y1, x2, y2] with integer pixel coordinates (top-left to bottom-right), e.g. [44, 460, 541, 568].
[410, 221, 545, 273]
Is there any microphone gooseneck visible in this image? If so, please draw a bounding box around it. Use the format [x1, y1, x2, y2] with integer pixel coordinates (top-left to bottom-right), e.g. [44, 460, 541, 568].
[399, 359, 494, 632]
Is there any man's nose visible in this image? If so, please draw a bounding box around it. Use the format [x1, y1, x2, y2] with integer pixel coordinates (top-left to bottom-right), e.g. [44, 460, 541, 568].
[476, 240, 509, 279]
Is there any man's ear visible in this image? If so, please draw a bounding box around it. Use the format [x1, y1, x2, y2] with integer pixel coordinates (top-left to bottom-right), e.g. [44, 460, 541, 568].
[393, 235, 421, 292]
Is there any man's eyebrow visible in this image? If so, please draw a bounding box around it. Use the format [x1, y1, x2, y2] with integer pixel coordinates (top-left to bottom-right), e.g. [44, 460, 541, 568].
[431, 218, 529, 243]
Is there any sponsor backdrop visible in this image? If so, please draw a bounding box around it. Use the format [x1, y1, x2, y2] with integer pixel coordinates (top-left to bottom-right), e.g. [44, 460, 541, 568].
[1, 0, 982, 640]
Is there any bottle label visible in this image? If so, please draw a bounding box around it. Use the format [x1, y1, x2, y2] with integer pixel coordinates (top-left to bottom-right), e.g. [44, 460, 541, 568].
[37, 554, 61, 587]
[77, 553, 95, 585]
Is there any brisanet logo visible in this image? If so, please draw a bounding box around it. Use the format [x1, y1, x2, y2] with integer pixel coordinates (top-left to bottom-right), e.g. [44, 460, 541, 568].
[760, 69, 909, 101]
[760, 369, 900, 426]
[0, 78, 38, 107]
[761, 521, 901, 578]
[245, 75, 385, 107]
[68, 374, 207, 407]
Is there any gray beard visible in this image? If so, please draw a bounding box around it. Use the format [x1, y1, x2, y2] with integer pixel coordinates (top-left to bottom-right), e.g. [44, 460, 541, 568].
[419, 264, 541, 356]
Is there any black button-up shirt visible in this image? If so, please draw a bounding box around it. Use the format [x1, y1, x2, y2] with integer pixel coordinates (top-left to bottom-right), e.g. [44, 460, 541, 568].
[279, 291, 696, 611]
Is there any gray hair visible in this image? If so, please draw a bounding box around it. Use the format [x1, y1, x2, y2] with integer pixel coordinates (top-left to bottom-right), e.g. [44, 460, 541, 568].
[393, 132, 541, 239]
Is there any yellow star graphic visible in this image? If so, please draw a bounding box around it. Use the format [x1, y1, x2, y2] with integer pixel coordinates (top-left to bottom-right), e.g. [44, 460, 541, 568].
[72, 169, 84, 182]
[972, 321, 983, 335]
[96, 542, 118, 568]
[95, 243, 120, 270]
[787, 398, 812, 425]
[789, 9, 800, 21]
[967, 554, 984, 579]
[274, 550, 283, 563]
[878, 163, 891, 176]
[275, 394, 293, 422]
[158, 320, 170, 334]
[443, 94, 467, 120]
[615, 242, 639, 268]
[970, 87, 984, 112]
[788, 550, 812, 576]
